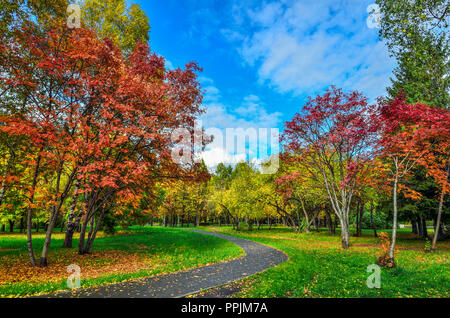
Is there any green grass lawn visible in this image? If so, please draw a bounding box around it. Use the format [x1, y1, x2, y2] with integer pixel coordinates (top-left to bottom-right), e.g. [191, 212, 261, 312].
[0, 226, 244, 297]
[200, 226, 449, 298]
[1, 224, 448, 298]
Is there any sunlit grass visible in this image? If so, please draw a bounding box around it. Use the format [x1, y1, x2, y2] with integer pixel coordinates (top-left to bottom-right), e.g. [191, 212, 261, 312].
[202, 226, 449, 298]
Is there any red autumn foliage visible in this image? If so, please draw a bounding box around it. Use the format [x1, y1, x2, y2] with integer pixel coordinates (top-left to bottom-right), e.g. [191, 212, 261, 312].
[0, 22, 207, 263]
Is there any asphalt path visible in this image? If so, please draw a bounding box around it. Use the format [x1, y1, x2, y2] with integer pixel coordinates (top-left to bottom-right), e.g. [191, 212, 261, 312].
[37, 229, 288, 298]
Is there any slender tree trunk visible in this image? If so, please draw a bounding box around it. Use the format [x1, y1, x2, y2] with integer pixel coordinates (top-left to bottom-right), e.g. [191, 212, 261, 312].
[358, 201, 364, 237]
[355, 201, 360, 237]
[83, 207, 106, 254]
[418, 216, 424, 236]
[63, 181, 80, 248]
[196, 213, 201, 227]
[340, 217, 350, 249]
[299, 198, 311, 234]
[411, 220, 418, 234]
[83, 211, 104, 254]
[40, 165, 65, 266]
[294, 207, 301, 233]
[20, 216, 24, 233]
[78, 213, 90, 254]
[422, 218, 428, 238]
[326, 210, 332, 235]
[64, 209, 84, 248]
[26, 152, 42, 266]
[8, 220, 14, 232]
[39, 207, 59, 266]
[370, 201, 377, 237]
[431, 165, 448, 250]
[389, 177, 399, 259]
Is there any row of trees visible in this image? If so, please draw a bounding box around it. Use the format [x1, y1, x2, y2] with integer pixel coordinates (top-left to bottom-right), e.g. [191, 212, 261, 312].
[153, 87, 448, 262]
[0, 0, 448, 269]
[153, 1, 450, 266]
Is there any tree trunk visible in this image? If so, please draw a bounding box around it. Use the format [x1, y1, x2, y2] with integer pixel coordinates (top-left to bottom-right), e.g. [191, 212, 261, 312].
[431, 165, 448, 250]
[355, 201, 360, 237]
[313, 217, 319, 230]
[358, 201, 364, 237]
[418, 216, 424, 237]
[39, 208, 59, 266]
[78, 213, 90, 254]
[20, 217, 24, 233]
[370, 201, 377, 237]
[63, 209, 84, 248]
[195, 213, 200, 227]
[63, 181, 80, 248]
[389, 177, 398, 259]
[26, 152, 42, 266]
[8, 220, 14, 232]
[40, 164, 70, 266]
[421, 218, 428, 238]
[411, 220, 418, 234]
[83, 209, 105, 254]
[340, 217, 350, 249]
[298, 197, 311, 234]
[326, 210, 333, 235]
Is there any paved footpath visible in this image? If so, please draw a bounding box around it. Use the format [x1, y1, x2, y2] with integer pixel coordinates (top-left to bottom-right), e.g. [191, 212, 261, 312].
[38, 229, 288, 298]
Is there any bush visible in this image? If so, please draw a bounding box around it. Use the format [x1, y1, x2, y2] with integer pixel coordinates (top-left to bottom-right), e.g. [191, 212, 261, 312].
[376, 232, 397, 269]
[100, 212, 117, 235]
[361, 212, 391, 229]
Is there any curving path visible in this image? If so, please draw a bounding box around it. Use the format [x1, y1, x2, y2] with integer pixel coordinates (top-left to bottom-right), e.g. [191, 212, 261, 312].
[37, 229, 288, 298]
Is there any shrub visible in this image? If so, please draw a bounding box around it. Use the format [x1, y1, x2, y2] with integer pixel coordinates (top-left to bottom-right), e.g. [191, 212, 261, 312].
[376, 232, 396, 269]
[100, 212, 117, 235]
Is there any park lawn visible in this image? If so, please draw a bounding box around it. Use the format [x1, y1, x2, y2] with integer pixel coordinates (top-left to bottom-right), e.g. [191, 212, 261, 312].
[0, 226, 244, 297]
[202, 226, 450, 298]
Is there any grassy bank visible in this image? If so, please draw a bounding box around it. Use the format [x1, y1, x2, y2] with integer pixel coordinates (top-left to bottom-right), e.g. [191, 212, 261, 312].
[0, 226, 244, 297]
[201, 226, 449, 298]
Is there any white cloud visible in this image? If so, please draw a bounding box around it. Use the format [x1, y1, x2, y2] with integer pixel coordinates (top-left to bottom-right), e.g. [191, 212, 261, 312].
[200, 78, 282, 129]
[200, 146, 247, 171]
[225, 0, 396, 100]
[197, 77, 281, 170]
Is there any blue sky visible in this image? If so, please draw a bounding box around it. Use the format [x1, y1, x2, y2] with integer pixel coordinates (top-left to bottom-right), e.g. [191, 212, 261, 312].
[134, 0, 396, 168]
